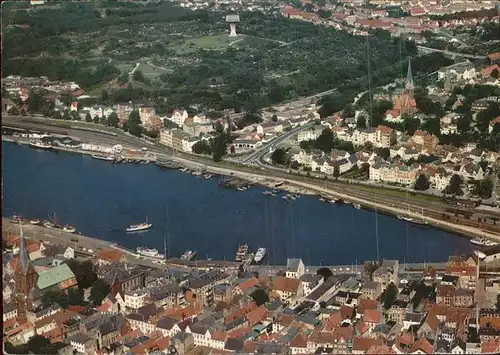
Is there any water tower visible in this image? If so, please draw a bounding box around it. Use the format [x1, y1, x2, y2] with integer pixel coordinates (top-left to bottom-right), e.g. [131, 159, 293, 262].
[225, 14, 240, 37]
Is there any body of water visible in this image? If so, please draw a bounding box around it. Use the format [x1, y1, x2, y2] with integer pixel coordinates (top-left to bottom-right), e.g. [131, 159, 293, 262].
[2, 141, 473, 265]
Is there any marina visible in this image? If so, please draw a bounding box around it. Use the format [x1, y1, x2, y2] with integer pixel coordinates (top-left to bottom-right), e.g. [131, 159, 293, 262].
[1, 141, 486, 265]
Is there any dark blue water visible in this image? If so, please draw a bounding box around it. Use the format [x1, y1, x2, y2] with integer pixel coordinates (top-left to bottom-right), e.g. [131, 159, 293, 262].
[2, 141, 473, 265]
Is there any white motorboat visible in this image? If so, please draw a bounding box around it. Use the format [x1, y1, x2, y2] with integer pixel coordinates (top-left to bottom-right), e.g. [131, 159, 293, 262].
[29, 140, 52, 149]
[180, 250, 198, 261]
[63, 225, 76, 233]
[91, 153, 114, 161]
[470, 237, 498, 247]
[353, 203, 361, 210]
[137, 247, 164, 259]
[254, 248, 267, 263]
[127, 217, 152, 232]
[29, 218, 41, 225]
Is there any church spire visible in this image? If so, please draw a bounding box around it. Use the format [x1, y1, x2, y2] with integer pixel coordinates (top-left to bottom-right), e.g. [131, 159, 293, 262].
[406, 57, 414, 91]
[18, 222, 31, 276]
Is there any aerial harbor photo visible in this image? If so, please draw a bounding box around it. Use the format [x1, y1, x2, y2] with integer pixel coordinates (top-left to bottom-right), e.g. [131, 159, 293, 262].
[2, 0, 500, 354]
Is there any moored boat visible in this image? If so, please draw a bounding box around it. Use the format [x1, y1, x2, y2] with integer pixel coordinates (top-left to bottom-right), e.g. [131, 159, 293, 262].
[92, 153, 114, 161]
[43, 221, 55, 229]
[235, 244, 248, 262]
[29, 140, 52, 149]
[263, 191, 273, 196]
[63, 224, 76, 233]
[353, 203, 361, 210]
[29, 218, 41, 225]
[254, 247, 267, 263]
[180, 250, 198, 261]
[470, 237, 498, 247]
[137, 247, 164, 259]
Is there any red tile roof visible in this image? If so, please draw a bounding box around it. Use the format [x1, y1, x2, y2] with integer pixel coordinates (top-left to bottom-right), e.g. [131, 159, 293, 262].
[270, 276, 300, 293]
[96, 248, 124, 263]
[358, 299, 379, 313]
[340, 305, 355, 320]
[363, 309, 381, 324]
[237, 277, 259, 293]
[323, 312, 342, 331]
[290, 333, 308, 348]
[245, 305, 267, 327]
[352, 336, 384, 352]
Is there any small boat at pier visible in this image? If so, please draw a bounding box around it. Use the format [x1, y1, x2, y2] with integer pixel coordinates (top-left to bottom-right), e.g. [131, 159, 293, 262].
[29, 140, 52, 149]
[91, 153, 114, 161]
[204, 174, 213, 179]
[126, 217, 152, 232]
[274, 181, 284, 188]
[63, 225, 77, 233]
[235, 244, 248, 262]
[353, 203, 361, 210]
[263, 191, 273, 196]
[137, 247, 164, 259]
[237, 186, 248, 191]
[254, 247, 267, 264]
[43, 221, 55, 229]
[470, 237, 498, 247]
[180, 250, 198, 261]
[29, 218, 41, 225]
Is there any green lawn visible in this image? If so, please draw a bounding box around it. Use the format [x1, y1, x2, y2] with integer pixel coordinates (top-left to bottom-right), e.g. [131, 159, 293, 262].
[169, 34, 247, 54]
[136, 63, 166, 79]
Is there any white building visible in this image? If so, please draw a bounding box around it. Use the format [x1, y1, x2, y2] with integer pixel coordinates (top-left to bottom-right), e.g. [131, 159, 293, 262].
[168, 109, 189, 127]
[125, 290, 149, 310]
[297, 126, 324, 143]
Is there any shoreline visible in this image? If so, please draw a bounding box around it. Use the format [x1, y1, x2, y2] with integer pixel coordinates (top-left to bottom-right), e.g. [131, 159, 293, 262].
[1, 218, 451, 269]
[3, 136, 500, 244]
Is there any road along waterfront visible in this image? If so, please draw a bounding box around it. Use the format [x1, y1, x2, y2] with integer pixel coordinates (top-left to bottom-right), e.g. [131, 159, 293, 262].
[3, 141, 476, 265]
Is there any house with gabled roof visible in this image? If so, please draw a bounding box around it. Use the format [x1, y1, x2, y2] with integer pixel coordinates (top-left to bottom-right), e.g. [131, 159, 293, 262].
[232, 276, 259, 296]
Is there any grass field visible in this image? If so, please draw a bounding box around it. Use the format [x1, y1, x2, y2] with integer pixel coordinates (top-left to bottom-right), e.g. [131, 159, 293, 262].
[136, 63, 167, 79]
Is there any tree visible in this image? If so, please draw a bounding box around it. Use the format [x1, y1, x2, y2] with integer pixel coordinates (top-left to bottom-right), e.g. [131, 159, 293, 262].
[492, 68, 499, 79]
[85, 112, 92, 122]
[271, 114, 278, 122]
[314, 128, 335, 153]
[211, 122, 227, 162]
[70, 110, 79, 120]
[41, 290, 69, 309]
[163, 118, 179, 130]
[250, 288, 269, 306]
[316, 267, 333, 280]
[382, 282, 398, 309]
[128, 123, 143, 137]
[133, 70, 145, 82]
[496, 293, 500, 311]
[65, 259, 96, 289]
[27, 335, 51, 354]
[68, 287, 85, 306]
[108, 112, 119, 127]
[8, 106, 20, 115]
[364, 262, 379, 281]
[414, 174, 430, 191]
[93, 115, 100, 123]
[473, 178, 493, 199]
[271, 148, 288, 165]
[192, 140, 212, 155]
[27, 92, 44, 113]
[444, 174, 463, 195]
[90, 279, 110, 305]
[100, 115, 108, 125]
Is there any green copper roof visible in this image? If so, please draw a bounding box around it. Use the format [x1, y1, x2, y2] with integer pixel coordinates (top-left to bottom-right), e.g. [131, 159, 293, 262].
[37, 263, 76, 290]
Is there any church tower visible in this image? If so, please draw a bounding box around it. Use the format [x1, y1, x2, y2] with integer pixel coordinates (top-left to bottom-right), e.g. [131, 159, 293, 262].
[14, 223, 38, 321]
[405, 57, 414, 93]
